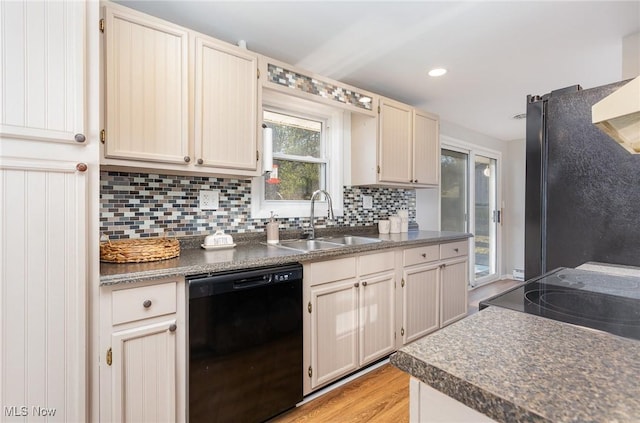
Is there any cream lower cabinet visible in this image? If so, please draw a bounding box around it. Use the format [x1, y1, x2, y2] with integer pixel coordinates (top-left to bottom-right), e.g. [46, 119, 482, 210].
[401, 240, 469, 345]
[410, 378, 495, 422]
[100, 279, 186, 423]
[304, 251, 396, 394]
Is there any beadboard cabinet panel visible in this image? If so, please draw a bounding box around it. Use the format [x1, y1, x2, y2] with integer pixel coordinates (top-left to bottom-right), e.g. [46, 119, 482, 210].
[379, 98, 413, 184]
[402, 263, 440, 344]
[359, 272, 396, 366]
[413, 110, 440, 186]
[103, 5, 189, 163]
[0, 159, 86, 422]
[0, 0, 85, 143]
[441, 258, 469, 327]
[195, 36, 258, 171]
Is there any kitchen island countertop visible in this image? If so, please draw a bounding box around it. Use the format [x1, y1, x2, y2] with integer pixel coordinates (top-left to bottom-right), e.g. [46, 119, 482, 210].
[391, 306, 640, 422]
[100, 230, 470, 286]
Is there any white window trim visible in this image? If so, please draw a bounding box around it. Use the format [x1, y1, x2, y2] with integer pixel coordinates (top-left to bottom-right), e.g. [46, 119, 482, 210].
[251, 90, 345, 219]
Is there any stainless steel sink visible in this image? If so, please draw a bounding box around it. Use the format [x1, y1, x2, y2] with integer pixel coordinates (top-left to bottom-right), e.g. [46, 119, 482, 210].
[271, 235, 382, 252]
[319, 235, 382, 246]
[273, 239, 344, 252]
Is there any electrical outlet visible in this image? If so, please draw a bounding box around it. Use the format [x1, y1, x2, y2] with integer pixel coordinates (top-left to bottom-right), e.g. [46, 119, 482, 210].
[199, 190, 219, 210]
[362, 195, 373, 209]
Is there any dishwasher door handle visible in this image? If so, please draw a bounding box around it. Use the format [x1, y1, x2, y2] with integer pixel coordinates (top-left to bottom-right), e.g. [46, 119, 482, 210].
[233, 277, 272, 290]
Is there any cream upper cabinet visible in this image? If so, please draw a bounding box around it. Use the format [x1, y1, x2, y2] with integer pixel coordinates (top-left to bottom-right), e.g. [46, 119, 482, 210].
[103, 4, 190, 164]
[379, 98, 413, 184]
[413, 109, 440, 186]
[351, 98, 440, 187]
[0, 0, 85, 143]
[194, 36, 258, 172]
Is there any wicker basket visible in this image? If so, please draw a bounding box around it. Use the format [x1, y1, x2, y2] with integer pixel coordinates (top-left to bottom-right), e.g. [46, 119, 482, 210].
[100, 235, 180, 263]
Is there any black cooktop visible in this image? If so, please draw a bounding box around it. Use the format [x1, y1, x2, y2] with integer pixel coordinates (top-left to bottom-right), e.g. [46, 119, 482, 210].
[480, 268, 640, 341]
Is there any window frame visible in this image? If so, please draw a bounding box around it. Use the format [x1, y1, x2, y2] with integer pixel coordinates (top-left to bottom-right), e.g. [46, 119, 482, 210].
[251, 90, 345, 219]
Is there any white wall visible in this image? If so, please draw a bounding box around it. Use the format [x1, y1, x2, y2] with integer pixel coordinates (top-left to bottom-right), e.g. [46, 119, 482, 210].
[622, 31, 640, 79]
[416, 120, 526, 279]
[504, 139, 526, 277]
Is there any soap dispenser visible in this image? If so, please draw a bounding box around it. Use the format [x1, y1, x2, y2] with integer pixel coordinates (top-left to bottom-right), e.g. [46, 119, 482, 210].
[266, 211, 279, 244]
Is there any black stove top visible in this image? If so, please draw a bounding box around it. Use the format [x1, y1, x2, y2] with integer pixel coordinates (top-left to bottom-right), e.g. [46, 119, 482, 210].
[480, 268, 640, 341]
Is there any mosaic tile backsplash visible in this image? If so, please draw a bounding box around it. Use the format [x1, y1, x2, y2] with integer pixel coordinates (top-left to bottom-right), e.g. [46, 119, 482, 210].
[267, 63, 373, 111]
[100, 171, 416, 240]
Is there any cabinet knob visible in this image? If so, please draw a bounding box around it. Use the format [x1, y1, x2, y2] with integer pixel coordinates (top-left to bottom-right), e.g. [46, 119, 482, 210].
[184, 156, 191, 163]
[197, 158, 204, 165]
[74, 133, 86, 143]
[169, 324, 177, 332]
[400, 327, 405, 336]
[414, 179, 418, 183]
[362, 281, 368, 287]
[454, 248, 459, 253]
[354, 283, 359, 288]
[421, 253, 426, 258]
[143, 300, 152, 308]
[76, 163, 87, 172]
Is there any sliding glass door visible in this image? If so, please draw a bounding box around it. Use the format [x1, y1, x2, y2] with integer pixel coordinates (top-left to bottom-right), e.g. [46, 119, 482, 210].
[441, 144, 501, 287]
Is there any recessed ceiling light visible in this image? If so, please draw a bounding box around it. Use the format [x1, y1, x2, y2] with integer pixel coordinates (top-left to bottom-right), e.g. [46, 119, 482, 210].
[428, 68, 447, 77]
[358, 96, 372, 104]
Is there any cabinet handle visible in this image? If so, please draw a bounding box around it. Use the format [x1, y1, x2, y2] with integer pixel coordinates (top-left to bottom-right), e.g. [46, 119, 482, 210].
[197, 158, 204, 165]
[362, 281, 368, 287]
[143, 300, 152, 308]
[184, 156, 191, 163]
[76, 163, 87, 172]
[74, 133, 86, 143]
[169, 324, 177, 332]
[354, 283, 359, 288]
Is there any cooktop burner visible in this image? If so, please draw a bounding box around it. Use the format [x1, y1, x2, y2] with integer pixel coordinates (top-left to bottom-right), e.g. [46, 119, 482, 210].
[480, 268, 640, 341]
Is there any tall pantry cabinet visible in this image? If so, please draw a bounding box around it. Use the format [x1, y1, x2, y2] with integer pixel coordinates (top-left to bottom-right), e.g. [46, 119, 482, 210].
[0, 0, 99, 421]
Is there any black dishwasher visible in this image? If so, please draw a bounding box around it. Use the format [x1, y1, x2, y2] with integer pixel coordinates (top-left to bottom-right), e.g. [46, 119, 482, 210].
[187, 263, 303, 423]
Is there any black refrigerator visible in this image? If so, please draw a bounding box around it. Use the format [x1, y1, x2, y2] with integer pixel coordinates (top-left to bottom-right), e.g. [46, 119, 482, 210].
[525, 80, 640, 280]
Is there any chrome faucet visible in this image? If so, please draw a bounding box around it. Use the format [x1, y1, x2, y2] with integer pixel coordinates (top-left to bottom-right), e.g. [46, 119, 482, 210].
[309, 189, 335, 239]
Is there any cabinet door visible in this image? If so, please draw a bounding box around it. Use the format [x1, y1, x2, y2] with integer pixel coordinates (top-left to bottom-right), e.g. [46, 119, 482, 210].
[359, 272, 396, 366]
[440, 258, 469, 327]
[413, 110, 439, 186]
[0, 158, 87, 421]
[0, 0, 85, 143]
[402, 263, 440, 344]
[194, 37, 258, 172]
[111, 319, 177, 423]
[309, 279, 359, 389]
[103, 5, 189, 164]
[379, 98, 412, 184]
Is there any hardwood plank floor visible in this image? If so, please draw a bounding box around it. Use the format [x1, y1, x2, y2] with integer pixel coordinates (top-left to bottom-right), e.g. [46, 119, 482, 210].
[271, 279, 523, 423]
[270, 364, 409, 423]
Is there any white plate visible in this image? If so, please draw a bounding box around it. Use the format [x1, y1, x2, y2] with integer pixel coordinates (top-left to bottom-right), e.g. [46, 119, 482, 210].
[201, 243, 236, 250]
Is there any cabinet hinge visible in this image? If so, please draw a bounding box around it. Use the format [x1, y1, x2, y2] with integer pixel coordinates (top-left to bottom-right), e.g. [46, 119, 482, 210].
[256, 150, 259, 162]
[401, 278, 405, 287]
[99, 18, 105, 33]
[377, 105, 380, 114]
[257, 69, 260, 79]
[100, 129, 106, 144]
[376, 165, 380, 174]
[106, 347, 112, 366]
[308, 366, 313, 378]
[307, 301, 312, 314]
[394, 331, 396, 340]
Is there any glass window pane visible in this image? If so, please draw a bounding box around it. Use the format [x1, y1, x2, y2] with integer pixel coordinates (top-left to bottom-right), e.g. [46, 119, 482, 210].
[265, 159, 324, 201]
[264, 111, 322, 158]
[474, 155, 497, 279]
[441, 149, 468, 232]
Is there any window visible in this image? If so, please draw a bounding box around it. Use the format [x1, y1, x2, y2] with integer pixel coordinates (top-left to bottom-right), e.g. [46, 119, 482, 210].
[251, 91, 344, 219]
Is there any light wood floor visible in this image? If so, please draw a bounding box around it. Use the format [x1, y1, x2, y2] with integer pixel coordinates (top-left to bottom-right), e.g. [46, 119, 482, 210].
[272, 279, 522, 423]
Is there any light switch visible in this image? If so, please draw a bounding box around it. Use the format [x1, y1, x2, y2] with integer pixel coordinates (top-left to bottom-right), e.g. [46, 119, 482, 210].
[362, 195, 373, 209]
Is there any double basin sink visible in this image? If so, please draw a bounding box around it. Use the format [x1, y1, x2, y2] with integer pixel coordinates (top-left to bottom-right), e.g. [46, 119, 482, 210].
[271, 235, 382, 253]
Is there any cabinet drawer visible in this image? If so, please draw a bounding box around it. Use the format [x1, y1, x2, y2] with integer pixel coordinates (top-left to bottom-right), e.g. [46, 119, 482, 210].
[404, 245, 439, 266]
[309, 257, 357, 286]
[440, 240, 469, 260]
[359, 251, 395, 276]
[112, 282, 177, 325]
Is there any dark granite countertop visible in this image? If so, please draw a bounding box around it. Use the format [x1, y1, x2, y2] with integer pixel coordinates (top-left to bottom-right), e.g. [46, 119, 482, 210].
[391, 306, 640, 423]
[100, 229, 471, 286]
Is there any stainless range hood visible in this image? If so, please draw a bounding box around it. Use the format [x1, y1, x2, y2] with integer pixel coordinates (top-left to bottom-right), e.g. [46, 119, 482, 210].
[592, 75, 640, 153]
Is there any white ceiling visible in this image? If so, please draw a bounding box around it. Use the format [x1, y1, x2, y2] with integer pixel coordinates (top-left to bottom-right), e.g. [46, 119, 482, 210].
[116, 1, 640, 142]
